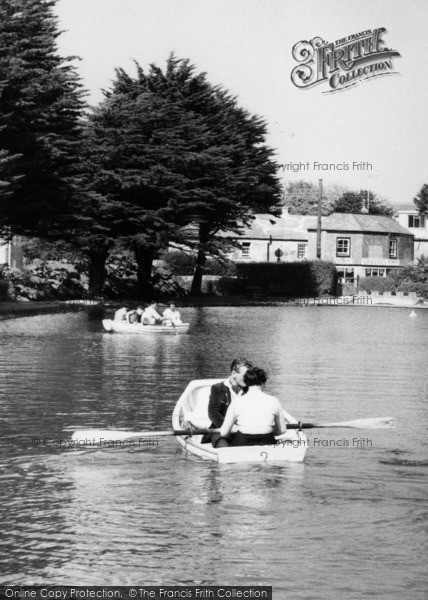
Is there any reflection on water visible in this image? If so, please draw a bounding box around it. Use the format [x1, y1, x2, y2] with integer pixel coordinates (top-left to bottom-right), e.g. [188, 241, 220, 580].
[0, 307, 427, 597]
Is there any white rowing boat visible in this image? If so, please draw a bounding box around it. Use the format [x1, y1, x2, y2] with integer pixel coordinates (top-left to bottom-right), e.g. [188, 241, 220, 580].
[172, 379, 308, 463]
[102, 319, 190, 334]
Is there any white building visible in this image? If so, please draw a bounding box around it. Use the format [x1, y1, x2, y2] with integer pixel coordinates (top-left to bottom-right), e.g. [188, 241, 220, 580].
[394, 204, 428, 260]
[226, 209, 317, 263]
[0, 236, 24, 269]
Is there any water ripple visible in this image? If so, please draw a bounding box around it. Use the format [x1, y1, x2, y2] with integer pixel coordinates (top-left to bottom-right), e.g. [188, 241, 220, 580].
[0, 307, 427, 596]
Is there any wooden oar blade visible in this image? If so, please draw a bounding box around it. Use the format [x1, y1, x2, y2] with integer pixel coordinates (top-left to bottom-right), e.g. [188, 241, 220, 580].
[286, 417, 396, 430]
[317, 417, 396, 430]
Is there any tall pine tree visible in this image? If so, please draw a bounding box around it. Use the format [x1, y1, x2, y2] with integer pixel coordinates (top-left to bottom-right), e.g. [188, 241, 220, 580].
[0, 0, 86, 238]
[82, 56, 282, 297]
[144, 57, 283, 294]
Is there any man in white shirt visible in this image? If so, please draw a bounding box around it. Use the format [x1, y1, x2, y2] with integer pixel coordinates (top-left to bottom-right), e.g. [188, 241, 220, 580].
[162, 302, 182, 326]
[141, 301, 164, 325]
[114, 307, 127, 321]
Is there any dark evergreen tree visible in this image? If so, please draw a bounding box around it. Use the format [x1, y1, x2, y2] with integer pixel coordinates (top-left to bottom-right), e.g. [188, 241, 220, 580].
[414, 184, 428, 214]
[79, 88, 194, 297]
[99, 56, 281, 293]
[0, 147, 21, 205]
[82, 56, 283, 297]
[0, 0, 86, 237]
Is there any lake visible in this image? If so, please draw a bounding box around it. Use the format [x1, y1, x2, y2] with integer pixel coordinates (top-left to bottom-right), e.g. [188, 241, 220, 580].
[0, 306, 427, 599]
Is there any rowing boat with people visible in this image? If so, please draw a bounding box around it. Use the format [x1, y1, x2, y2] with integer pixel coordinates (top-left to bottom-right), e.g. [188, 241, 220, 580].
[70, 380, 394, 463]
[102, 319, 190, 334]
[171, 379, 308, 463]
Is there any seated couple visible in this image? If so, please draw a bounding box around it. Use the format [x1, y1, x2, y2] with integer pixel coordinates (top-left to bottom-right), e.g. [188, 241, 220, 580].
[114, 302, 182, 326]
[201, 358, 287, 448]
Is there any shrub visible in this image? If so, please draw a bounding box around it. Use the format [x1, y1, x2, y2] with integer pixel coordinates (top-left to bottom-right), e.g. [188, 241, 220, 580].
[1, 261, 88, 300]
[359, 268, 428, 299]
[152, 263, 186, 297]
[308, 261, 337, 295]
[21, 238, 85, 265]
[103, 249, 138, 299]
[162, 251, 195, 275]
[216, 276, 246, 296]
[163, 251, 236, 276]
[359, 277, 397, 293]
[0, 275, 12, 300]
[236, 261, 336, 297]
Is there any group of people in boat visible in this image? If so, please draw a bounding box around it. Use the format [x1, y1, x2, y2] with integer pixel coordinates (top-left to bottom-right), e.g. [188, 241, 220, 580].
[114, 301, 182, 327]
[201, 357, 287, 448]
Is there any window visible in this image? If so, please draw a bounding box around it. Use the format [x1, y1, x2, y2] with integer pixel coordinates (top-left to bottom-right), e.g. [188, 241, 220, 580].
[389, 238, 397, 258]
[408, 215, 426, 228]
[241, 242, 251, 257]
[366, 268, 388, 278]
[336, 268, 354, 283]
[365, 269, 387, 278]
[345, 267, 354, 283]
[297, 243, 307, 259]
[336, 237, 350, 257]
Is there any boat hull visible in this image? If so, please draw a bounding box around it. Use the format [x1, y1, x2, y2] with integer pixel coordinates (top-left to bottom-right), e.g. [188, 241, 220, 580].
[102, 319, 190, 334]
[172, 379, 307, 463]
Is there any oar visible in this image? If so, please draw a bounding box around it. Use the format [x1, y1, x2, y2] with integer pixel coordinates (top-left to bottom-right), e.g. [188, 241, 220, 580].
[71, 428, 216, 442]
[71, 417, 394, 443]
[285, 416, 395, 430]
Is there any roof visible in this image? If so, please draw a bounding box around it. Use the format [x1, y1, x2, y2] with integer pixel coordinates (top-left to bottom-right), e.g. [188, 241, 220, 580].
[235, 213, 317, 241]
[394, 203, 418, 213]
[307, 212, 413, 235]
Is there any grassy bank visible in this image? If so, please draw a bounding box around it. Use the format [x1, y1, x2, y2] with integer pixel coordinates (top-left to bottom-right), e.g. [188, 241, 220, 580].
[0, 301, 86, 320]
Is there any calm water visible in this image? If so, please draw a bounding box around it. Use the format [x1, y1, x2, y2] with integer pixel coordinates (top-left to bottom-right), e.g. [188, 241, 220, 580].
[0, 306, 427, 599]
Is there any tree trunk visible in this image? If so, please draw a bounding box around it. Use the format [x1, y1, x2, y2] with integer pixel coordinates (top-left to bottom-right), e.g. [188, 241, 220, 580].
[135, 245, 155, 300]
[87, 248, 109, 298]
[190, 224, 209, 295]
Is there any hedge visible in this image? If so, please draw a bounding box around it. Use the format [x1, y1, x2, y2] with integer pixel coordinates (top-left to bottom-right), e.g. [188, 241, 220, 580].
[236, 261, 336, 296]
[163, 251, 237, 276]
[358, 277, 397, 293]
[360, 275, 428, 299]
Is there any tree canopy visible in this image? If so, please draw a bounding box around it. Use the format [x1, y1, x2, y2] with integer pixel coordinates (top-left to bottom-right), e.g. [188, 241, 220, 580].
[79, 55, 282, 296]
[413, 184, 428, 214]
[282, 180, 341, 215]
[283, 181, 395, 217]
[332, 190, 394, 216]
[0, 0, 86, 238]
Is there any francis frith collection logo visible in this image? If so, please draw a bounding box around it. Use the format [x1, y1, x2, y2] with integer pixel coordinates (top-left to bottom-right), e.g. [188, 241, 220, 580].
[291, 28, 400, 93]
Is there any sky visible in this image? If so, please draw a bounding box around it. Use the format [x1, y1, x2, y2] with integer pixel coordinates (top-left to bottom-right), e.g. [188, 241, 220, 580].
[54, 0, 428, 207]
